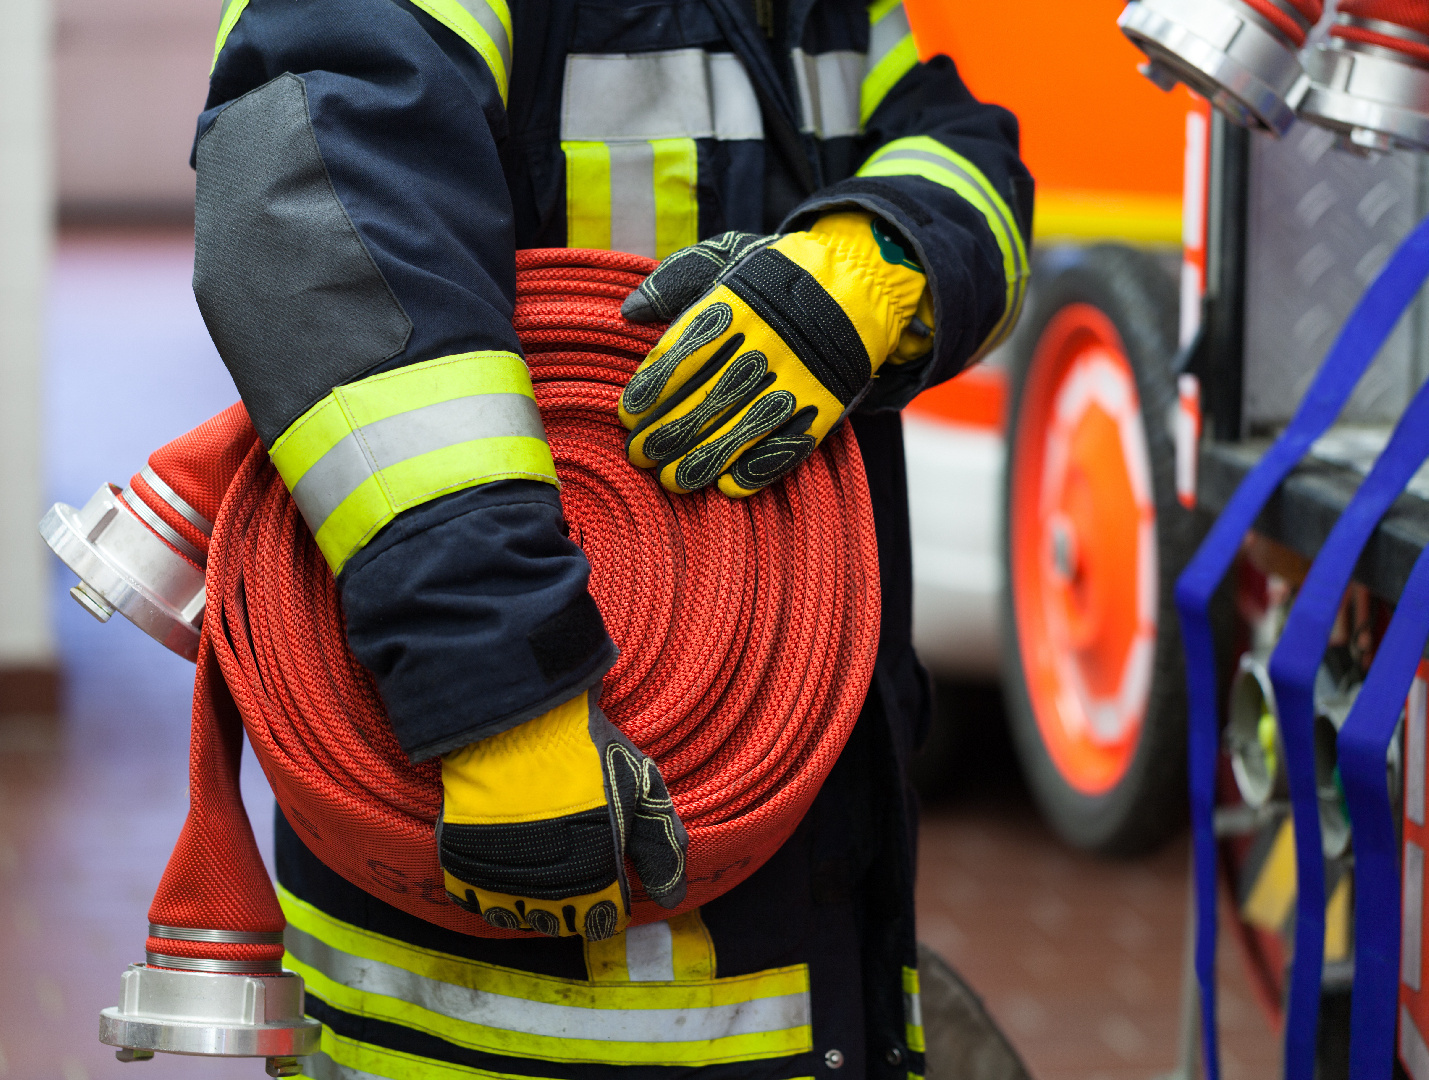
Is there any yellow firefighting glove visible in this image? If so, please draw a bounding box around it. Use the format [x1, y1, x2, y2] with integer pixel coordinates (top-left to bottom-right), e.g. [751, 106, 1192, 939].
[619, 212, 934, 497]
[437, 691, 688, 941]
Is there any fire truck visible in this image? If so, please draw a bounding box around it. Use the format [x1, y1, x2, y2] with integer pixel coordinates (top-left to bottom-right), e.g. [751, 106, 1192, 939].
[902, 0, 1429, 1076]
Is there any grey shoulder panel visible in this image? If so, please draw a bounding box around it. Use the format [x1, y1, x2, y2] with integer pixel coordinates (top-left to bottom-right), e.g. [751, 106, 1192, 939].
[193, 73, 413, 446]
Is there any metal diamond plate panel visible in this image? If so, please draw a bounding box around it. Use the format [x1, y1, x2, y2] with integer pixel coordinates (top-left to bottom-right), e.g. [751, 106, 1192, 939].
[1243, 121, 1429, 431]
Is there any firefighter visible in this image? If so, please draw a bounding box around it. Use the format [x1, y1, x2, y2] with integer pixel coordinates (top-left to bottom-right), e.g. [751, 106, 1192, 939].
[191, 0, 1032, 1074]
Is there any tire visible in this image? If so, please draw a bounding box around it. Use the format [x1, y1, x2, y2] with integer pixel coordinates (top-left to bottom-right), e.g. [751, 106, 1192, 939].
[917, 943, 1032, 1080]
[1000, 243, 1193, 855]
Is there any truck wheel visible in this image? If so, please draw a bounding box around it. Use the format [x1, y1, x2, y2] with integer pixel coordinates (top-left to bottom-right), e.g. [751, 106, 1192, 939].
[1001, 244, 1190, 855]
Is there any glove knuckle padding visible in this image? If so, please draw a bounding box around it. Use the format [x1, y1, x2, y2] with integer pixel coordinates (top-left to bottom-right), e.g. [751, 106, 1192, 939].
[669, 390, 797, 492]
[622, 303, 733, 417]
[730, 430, 818, 491]
[640, 350, 770, 464]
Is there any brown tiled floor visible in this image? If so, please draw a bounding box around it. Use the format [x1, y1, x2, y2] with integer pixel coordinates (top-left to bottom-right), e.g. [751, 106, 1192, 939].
[18, 230, 1285, 1079]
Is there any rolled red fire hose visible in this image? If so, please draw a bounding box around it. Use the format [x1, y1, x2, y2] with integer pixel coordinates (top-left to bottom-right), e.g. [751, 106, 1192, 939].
[143, 249, 881, 966]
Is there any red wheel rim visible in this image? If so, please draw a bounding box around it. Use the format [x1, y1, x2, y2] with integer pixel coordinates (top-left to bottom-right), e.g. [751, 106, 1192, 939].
[1010, 303, 1159, 795]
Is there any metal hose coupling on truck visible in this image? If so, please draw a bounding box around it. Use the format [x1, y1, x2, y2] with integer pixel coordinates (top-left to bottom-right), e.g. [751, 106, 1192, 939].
[1297, 0, 1429, 154]
[1118, 0, 1321, 134]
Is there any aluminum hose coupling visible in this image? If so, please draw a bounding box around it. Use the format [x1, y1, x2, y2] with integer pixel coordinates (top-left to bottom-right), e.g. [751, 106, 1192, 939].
[1120, 0, 1315, 135]
[40, 481, 205, 661]
[100, 928, 319, 1077]
[1298, 13, 1429, 154]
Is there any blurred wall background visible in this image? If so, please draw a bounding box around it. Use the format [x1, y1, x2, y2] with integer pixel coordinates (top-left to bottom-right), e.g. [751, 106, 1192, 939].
[56, 0, 211, 220]
[0, 0, 55, 713]
[0, 0, 209, 716]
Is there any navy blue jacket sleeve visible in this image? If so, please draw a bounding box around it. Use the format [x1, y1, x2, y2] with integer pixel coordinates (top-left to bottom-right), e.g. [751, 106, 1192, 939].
[784, 50, 1035, 412]
[194, 0, 616, 762]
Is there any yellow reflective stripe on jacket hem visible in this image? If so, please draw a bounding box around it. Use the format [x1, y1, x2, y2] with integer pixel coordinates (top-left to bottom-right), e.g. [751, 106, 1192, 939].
[280, 888, 814, 1066]
[902, 965, 926, 1054]
[269, 352, 557, 574]
[859, 136, 1029, 355]
[407, 0, 513, 103]
[211, 0, 250, 70]
[861, 1, 917, 124]
[312, 1030, 819, 1080]
[314, 1028, 536, 1079]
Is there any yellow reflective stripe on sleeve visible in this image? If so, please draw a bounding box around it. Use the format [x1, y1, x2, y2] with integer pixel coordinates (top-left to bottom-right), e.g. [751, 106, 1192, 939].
[279, 888, 813, 1066]
[861, 1, 918, 125]
[902, 965, 926, 1054]
[269, 351, 557, 574]
[565, 141, 613, 250]
[859, 136, 1029, 355]
[211, 0, 250, 71]
[652, 138, 700, 258]
[407, 0, 513, 104]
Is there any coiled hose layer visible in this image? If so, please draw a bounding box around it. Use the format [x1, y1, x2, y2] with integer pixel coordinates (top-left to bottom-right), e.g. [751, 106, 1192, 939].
[144, 248, 881, 964]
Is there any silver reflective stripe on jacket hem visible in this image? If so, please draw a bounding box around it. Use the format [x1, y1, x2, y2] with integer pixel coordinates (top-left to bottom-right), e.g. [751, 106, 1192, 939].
[286, 925, 812, 1045]
[792, 48, 863, 138]
[561, 49, 762, 142]
[288, 392, 545, 536]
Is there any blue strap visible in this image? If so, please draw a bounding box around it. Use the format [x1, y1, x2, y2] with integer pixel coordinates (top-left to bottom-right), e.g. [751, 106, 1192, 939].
[1174, 215, 1429, 1080]
[1340, 544, 1429, 1080]
[1269, 365, 1429, 1080]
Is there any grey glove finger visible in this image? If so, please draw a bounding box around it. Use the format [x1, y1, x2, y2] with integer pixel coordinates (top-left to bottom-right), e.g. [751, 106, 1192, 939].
[589, 707, 689, 910]
[621, 231, 775, 324]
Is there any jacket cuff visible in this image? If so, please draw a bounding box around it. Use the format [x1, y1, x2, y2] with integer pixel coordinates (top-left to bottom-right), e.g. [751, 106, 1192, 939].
[782, 176, 1010, 412]
[338, 479, 618, 762]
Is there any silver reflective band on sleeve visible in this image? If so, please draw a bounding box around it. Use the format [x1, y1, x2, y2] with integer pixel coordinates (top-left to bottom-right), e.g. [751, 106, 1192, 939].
[561, 49, 763, 141]
[870, 145, 1029, 324]
[140, 465, 214, 537]
[792, 49, 864, 138]
[451, 0, 512, 86]
[288, 393, 546, 538]
[285, 925, 811, 1048]
[868, 1, 912, 71]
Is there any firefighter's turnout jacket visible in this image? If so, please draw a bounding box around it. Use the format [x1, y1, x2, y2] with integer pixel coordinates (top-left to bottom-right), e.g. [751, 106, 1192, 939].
[192, 0, 1032, 1074]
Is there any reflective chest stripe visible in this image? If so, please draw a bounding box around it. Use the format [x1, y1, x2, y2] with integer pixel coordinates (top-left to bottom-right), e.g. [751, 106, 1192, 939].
[561, 49, 761, 259]
[280, 889, 813, 1067]
[792, 49, 865, 139]
[792, 2, 918, 136]
[269, 352, 557, 575]
[860, 136, 1029, 356]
